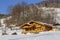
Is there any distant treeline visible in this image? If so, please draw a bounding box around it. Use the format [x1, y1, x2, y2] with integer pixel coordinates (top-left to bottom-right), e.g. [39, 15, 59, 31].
[4, 0, 59, 27]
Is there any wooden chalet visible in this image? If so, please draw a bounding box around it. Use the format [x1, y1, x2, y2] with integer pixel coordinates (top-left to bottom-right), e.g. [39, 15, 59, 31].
[20, 20, 55, 34]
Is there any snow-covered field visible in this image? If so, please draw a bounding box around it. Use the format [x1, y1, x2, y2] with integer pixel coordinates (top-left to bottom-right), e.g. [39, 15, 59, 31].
[0, 31, 60, 40]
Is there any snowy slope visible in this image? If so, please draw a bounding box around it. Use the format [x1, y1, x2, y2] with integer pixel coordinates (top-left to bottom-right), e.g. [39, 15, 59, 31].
[43, 7, 60, 24]
[0, 31, 60, 40]
[0, 7, 60, 40]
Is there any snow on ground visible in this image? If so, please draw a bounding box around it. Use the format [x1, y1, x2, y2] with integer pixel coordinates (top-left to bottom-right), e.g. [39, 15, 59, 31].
[0, 26, 59, 40]
[0, 31, 60, 40]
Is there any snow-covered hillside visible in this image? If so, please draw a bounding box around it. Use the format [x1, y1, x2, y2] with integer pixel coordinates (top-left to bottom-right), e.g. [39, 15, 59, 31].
[39, 7, 60, 24]
[0, 31, 60, 40]
[0, 7, 60, 40]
